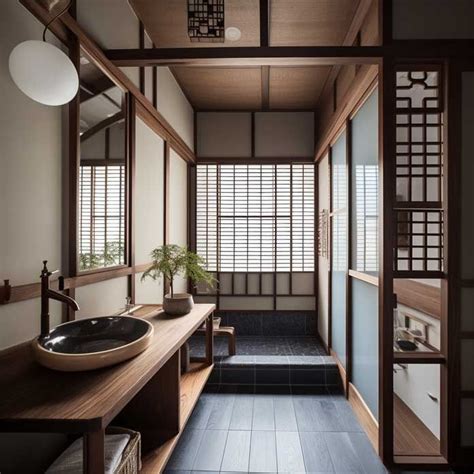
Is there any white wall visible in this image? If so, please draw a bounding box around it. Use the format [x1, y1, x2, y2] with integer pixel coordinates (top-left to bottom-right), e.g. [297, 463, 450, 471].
[394, 364, 441, 439]
[169, 149, 188, 293]
[197, 112, 252, 157]
[197, 111, 315, 158]
[255, 112, 314, 157]
[156, 68, 194, 150]
[134, 118, 165, 303]
[0, 0, 63, 349]
[0, 2, 72, 469]
[318, 154, 330, 346]
[75, 277, 128, 319]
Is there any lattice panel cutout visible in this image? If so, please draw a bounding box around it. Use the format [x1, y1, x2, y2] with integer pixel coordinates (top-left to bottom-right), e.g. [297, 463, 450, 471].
[395, 209, 443, 273]
[396, 70, 442, 111]
[188, 0, 225, 43]
[395, 68, 443, 206]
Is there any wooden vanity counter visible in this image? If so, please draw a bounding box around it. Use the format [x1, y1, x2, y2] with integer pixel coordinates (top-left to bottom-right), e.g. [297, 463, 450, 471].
[0, 303, 216, 473]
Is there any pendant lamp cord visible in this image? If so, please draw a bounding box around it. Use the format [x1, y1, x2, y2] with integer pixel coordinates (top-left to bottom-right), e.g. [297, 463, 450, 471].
[42, 0, 73, 42]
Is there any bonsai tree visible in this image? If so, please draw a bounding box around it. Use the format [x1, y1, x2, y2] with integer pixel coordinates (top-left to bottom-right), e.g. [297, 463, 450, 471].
[141, 244, 215, 297]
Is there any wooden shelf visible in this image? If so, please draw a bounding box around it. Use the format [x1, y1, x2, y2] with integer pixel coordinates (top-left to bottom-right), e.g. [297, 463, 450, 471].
[393, 351, 445, 364]
[394, 395, 440, 456]
[140, 362, 213, 473]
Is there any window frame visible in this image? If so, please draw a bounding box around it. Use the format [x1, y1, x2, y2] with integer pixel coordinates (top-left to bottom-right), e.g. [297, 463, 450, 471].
[194, 162, 317, 301]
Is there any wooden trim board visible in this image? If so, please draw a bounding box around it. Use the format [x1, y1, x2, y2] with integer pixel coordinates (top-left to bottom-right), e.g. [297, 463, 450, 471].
[330, 349, 347, 393]
[0, 263, 153, 305]
[348, 382, 379, 454]
[348, 269, 379, 286]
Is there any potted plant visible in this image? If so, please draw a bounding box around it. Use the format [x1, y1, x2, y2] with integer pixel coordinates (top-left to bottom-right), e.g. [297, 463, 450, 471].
[141, 245, 215, 316]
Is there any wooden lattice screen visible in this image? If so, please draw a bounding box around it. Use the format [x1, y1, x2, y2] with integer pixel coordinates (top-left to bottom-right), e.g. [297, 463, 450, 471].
[394, 66, 444, 276]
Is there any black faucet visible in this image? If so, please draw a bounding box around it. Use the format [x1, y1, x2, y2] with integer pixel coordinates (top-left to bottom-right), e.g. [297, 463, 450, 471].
[40, 260, 80, 337]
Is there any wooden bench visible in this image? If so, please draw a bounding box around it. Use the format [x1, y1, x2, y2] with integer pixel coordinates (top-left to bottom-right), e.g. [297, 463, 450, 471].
[196, 326, 236, 356]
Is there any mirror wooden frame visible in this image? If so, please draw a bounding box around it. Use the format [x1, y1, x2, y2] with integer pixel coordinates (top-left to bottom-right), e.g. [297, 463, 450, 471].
[69, 43, 133, 278]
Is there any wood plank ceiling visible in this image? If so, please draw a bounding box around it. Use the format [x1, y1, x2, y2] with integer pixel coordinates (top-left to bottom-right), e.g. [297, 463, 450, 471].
[129, 0, 361, 111]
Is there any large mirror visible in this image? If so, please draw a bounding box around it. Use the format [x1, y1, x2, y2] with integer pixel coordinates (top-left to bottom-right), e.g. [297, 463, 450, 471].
[78, 50, 128, 272]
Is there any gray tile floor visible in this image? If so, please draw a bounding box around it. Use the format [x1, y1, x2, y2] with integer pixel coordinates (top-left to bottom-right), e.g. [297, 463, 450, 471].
[164, 389, 387, 473]
[189, 336, 326, 357]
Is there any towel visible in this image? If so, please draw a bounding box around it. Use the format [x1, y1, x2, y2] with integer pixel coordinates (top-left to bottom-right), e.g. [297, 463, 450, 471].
[46, 434, 130, 474]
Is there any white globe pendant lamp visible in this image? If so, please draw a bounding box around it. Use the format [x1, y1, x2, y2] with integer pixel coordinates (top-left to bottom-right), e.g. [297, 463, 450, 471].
[8, 1, 78, 106]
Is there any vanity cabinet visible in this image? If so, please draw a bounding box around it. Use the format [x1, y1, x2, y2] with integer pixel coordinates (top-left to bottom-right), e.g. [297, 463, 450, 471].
[0, 304, 215, 473]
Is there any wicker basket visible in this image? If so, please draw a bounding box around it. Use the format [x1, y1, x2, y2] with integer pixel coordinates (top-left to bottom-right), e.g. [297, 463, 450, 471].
[107, 426, 141, 474]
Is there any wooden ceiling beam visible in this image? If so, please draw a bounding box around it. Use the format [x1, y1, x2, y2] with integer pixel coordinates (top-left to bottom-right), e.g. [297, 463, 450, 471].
[80, 111, 124, 142]
[104, 46, 384, 67]
[79, 76, 117, 104]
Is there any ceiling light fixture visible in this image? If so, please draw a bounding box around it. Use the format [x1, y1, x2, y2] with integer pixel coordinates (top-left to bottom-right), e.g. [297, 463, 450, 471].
[9, 0, 79, 106]
[225, 26, 241, 42]
[188, 0, 225, 43]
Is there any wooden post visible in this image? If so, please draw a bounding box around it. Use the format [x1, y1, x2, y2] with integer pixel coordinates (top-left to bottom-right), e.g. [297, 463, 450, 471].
[83, 429, 105, 474]
[378, 55, 396, 465]
[181, 342, 191, 373]
[205, 313, 214, 365]
[115, 351, 180, 453]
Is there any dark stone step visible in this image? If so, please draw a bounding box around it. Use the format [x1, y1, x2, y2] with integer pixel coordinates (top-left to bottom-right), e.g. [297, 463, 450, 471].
[207, 355, 343, 391]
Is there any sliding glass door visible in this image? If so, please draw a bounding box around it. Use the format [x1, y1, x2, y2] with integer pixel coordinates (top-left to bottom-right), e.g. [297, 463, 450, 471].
[350, 89, 379, 419]
[330, 130, 348, 367]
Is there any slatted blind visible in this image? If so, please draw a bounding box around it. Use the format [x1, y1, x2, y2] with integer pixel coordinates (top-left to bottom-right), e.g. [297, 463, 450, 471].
[332, 162, 348, 272]
[79, 164, 126, 269]
[196, 163, 315, 272]
[355, 164, 378, 272]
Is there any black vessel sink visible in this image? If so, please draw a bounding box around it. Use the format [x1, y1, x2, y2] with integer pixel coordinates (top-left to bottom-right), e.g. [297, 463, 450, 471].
[33, 316, 154, 371]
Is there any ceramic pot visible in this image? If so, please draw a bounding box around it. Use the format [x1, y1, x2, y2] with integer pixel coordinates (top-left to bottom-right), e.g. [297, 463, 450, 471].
[164, 293, 194, 316]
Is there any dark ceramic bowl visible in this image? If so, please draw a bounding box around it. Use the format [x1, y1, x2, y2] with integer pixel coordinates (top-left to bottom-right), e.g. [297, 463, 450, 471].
[33, 316, 154, 371]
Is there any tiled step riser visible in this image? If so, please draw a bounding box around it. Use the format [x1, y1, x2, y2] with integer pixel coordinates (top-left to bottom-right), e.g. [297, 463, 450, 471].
[215, 311, 317, 337]
[210, 366, 341, 388]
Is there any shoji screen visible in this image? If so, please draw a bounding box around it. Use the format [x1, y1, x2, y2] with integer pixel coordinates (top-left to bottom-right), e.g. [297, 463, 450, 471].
[350, 89, 379, 418]
[331, 131, 348, 367]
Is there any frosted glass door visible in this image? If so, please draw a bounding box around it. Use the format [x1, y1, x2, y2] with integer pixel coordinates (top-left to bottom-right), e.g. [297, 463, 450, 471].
[331, 131, 348, 367]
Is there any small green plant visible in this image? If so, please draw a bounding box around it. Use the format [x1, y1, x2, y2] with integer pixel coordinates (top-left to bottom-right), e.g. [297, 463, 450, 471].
[79, 252, 102, 270]
[141, 245, 215, 297]
[79, 241, 125, 271]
